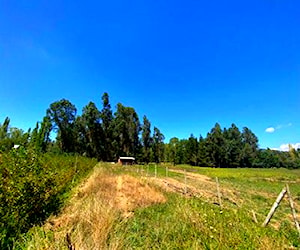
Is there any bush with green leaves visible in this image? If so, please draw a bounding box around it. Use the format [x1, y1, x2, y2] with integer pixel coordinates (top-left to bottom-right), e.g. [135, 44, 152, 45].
[0, 147, 97, 248]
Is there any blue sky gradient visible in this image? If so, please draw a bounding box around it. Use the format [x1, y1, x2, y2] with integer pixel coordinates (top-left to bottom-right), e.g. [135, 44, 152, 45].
[0, 0, 299, 149]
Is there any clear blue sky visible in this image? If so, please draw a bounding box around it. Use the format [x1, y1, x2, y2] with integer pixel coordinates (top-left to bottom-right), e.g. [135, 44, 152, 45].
[0, 0, 299, 150]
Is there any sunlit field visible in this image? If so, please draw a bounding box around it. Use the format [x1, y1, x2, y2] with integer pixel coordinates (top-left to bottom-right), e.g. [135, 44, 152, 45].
[19, 163, 300, 249]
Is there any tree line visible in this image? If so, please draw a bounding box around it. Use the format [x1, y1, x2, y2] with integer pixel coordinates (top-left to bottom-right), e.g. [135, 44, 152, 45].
[0, 93, 165, 163]
[165, 123, 258, 167]
[164, 123, 300, 168]
[0, 92, 299, 168]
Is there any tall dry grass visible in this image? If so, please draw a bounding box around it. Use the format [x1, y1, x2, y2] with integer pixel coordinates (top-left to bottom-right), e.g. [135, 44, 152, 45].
[22, 165, 166, 249]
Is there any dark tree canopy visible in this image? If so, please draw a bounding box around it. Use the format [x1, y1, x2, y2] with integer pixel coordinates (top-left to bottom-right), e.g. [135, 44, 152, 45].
[142, 115, 152, 163]
[47, 99, 77, 153]
[162, 123, 299, 169]
[39, 95, 164, 162]
[206, 123, 226, 168]
[101, 93, 114, 161]
[113, 103, 141, 157]
[1, 92, 299, 168]
[152, 127, 164, 163]
[81, 102, 103, 159]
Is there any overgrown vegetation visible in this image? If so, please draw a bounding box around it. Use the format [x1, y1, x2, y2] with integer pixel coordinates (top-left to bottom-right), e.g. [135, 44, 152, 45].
[0, 148, 97, 248]
[18, 163, 300, 249]
[1, 93, 299, 168]
[0, 92, 299, 248]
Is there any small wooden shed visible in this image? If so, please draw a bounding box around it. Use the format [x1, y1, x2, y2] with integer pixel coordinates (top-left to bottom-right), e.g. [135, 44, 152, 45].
[118, 156, 135, 165]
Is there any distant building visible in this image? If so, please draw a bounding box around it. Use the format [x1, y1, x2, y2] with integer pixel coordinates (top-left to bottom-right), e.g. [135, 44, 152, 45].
[118, 156, 135, 165]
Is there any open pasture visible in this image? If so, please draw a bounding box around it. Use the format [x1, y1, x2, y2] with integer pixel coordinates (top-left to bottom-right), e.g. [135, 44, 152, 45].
[20, 163, 300, 249]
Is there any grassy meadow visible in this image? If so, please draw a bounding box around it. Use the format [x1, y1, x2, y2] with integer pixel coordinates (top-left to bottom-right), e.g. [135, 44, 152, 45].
[18, 163, 300, 249]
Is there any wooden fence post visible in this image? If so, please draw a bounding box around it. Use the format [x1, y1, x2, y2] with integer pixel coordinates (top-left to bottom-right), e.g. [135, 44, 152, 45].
[215, 177, 222, 208]
[184, 170, 187, 194]
[286, 184, 300, 236]
[155, 164, 157, 178]
[262, 186, 287, 227]
[72, 156, 78, 184]
[251, 210, 258, 224]
[166, 166, 168, 177]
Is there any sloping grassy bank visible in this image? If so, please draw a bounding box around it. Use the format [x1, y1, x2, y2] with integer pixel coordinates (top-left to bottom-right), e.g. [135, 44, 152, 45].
[0, 148, 97, 248]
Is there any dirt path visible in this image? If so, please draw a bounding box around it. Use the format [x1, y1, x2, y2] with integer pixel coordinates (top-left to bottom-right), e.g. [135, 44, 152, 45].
[168, 169, 212, 182]
[104, 174, 166, 217]
[145, 170, 241, 207]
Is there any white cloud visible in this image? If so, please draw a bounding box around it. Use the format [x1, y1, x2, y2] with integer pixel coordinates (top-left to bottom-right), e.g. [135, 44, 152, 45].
[265, 123, 292, 134]
[273, 143, 300, 152]
[265, 127, 275, 133]
[294, 143, 300, 150]
[279, 144, 290, 151]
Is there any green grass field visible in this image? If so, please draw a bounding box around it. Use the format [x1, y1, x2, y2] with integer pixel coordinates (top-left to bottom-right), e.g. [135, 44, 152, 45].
[19, 163, 300, 249]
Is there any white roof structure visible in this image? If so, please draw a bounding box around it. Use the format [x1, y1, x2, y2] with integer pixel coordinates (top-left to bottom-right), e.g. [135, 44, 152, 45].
[119, 157, 135, 160]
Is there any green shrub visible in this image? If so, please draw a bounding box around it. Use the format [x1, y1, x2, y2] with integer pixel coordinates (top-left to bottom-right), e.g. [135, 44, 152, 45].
[0, 148, 97, 249]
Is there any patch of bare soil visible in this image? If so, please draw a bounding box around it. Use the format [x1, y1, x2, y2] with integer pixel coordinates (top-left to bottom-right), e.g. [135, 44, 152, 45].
[147, 177, 212, 198]
[146, 170, 241, 207]
[112, 175, 166, 217]
[169, 169, 212, 182]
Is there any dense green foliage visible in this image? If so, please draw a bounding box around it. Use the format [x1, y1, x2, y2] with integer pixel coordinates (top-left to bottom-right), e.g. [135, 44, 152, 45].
[165, 123, 300, 168]
[0, 93, 165, 163]
[0, 148, 97, 248]
[0, 117, 30, 152]
[1, 93, 298, 168]
[44, 93, 164, 163]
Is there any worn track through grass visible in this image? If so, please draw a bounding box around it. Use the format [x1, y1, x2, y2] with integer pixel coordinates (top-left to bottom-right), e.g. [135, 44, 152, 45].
[147, 169, 241, 207]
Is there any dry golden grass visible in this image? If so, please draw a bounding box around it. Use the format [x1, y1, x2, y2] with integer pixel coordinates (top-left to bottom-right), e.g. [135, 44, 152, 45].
[26, 166, 166, 249]
[22, 164, 298, 249]
[148, 173, 242, 207]
[77, 168, 166, 217]
[258, 236, 293, 250]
